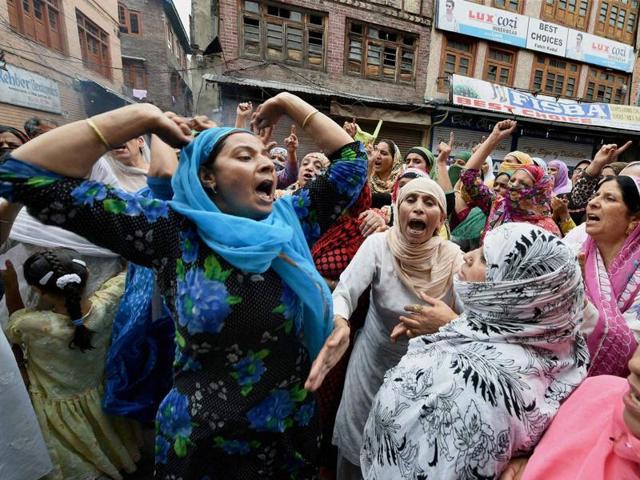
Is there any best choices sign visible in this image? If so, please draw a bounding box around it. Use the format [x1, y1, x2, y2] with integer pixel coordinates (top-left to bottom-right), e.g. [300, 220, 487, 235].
[436, 0, 634, 73]
[0, 65, 62, 114]
[451, 74, 640, 132]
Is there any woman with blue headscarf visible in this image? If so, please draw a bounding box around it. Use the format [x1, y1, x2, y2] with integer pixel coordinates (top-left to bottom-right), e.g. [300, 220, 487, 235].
[0, 94, 367, 478]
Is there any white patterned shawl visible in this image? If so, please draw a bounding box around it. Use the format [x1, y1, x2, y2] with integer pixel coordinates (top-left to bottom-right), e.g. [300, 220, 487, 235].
[361, 222, 588, 480]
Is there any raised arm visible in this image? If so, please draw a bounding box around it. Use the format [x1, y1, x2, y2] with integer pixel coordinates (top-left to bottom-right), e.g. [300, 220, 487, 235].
[436, 132, 454, 193]
[11, 104, 192, 178]
[465, 120, 517, 171]
[253, 92, 352, 154]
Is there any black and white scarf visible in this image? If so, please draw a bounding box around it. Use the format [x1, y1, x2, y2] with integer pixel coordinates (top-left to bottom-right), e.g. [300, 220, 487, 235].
[361, 223, 588, 479]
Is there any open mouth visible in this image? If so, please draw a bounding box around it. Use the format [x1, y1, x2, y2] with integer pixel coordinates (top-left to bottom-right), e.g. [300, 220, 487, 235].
[302, 172, 314, 181]
[407, 219, 426, 234]
[586, 213, 600, 223]
[255, 179, 274, 202]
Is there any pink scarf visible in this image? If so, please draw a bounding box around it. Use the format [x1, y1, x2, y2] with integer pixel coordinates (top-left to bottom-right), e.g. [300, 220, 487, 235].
[583, 225, 640, 377]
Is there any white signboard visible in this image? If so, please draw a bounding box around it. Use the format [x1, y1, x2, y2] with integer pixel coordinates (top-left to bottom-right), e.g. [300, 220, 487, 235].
[436, 0, 528, 47]
[526, 19, 568, 57]
[435, 0, 635, 73]
[566, 30, 634, 73]
[0, 65, 61, 114]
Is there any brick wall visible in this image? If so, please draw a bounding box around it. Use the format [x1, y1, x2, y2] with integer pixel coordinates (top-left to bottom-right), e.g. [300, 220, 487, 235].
[217, 0, 433, 105]
[0, 0, 124, 130]
[120, 0, 192, 115]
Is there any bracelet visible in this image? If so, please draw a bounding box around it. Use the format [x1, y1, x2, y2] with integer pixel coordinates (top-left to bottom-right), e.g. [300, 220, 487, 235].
[302, 110, 319, 129]
[86, 119, 112, 150]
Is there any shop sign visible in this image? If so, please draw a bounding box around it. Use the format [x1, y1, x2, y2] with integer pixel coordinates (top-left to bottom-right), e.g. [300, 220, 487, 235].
[0, 65, 61, 114]
[436, 0, 528, 47]
[435, 0, 635, 73]
[526, 19, 568, 57]
[565, 30, 634, 73]
[451, 75, 640, 132]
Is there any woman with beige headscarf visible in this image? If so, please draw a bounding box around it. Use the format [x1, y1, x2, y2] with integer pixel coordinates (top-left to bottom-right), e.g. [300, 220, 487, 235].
[369, 138, 403, 208]
[330, 177, 463, 479]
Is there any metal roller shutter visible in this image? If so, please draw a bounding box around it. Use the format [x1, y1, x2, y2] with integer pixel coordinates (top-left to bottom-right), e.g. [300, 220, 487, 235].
[430, 126, 512, 161]
[516, 137, 593, 168]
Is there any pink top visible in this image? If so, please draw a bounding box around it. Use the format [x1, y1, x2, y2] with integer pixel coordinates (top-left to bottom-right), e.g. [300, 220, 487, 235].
[523, 376, 640, 480]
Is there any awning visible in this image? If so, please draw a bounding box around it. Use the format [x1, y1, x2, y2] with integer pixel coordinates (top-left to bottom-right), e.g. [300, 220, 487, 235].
[202, 73, 433, 110]
[78, 79, 135, 117]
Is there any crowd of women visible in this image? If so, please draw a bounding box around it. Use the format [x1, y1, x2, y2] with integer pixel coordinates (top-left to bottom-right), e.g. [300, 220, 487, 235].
[1, 92, 640, 480]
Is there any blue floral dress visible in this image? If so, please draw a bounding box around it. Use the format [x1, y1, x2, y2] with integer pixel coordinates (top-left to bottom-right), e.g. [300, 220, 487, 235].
[0, 141, 367, 479]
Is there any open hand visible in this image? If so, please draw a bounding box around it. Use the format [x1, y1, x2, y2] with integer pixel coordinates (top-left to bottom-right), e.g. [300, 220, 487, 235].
[305, 316, 350, 391]
[398, 292, 457, 337]
[358, 209, 387, 237]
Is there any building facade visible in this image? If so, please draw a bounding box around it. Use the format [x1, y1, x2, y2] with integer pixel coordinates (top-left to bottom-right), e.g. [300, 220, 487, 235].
[427, 0, 640, 165]
[0, 0, 128, 129]
[119, 0, 193, 115]
[191, 0, 434, 155]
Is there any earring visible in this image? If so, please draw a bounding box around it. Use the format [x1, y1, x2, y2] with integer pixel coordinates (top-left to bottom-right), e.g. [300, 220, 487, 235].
[204, 184, 217, 195]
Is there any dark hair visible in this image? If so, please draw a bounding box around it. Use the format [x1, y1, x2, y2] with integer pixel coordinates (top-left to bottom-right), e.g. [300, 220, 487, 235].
[23, 117, 58, 137]
[599, 176, 640, 215]
[0, 125, 29, 145]
[23, 249, 93, 352]
[377, 139, 397, 158]
[494, 171, 510, 183]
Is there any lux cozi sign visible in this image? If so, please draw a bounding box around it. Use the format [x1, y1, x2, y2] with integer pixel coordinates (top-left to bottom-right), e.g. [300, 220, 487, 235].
[436, 0, 634, 73]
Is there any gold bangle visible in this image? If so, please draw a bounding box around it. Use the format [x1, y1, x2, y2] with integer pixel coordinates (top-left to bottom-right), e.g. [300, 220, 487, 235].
[302, 110, 319, 129]
[86, 118, 112, 150]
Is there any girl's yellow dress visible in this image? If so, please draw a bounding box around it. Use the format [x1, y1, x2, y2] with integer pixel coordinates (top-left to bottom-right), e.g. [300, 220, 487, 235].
[7, 273, 140, 480]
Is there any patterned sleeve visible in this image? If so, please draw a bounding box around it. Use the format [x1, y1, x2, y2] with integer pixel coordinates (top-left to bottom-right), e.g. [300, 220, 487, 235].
[290, 141, 367, 245]
[568, 172, 600, 211]
[460, 168, 495, 215]
[0, 157, 181, 269]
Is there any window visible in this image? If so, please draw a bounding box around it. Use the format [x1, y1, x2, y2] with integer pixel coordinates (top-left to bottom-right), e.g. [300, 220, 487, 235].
[439, 36, 476, 91]
[346, 21, 418, 83]
[492, 0, 524, 13]
[531, 54, 580, 98]
[118, 3, 142, 35]
[6, 0, 65, 52]
[483, 46, 516, 86]
[541, 0, 592, 30]
[585, 67, 629, 104]
[595, 0, 638, 43]
[240, 1, 326, 70]
[122, 58, 147, 90]
[76, 10, 111, 79]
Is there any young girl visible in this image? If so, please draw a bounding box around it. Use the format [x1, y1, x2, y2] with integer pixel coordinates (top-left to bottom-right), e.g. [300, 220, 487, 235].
[4, 248, 140, 480]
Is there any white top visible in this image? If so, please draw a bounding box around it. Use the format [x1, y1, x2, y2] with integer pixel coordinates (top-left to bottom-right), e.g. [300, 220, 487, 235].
[0, 330, 52, 480]
[332, 232, 459, 465]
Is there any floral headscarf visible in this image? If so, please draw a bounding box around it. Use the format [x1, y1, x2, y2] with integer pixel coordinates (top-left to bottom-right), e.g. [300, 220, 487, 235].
[361, 223, 587, 479]
[487, 165, 560, 236]
[369, 141, 403, 194]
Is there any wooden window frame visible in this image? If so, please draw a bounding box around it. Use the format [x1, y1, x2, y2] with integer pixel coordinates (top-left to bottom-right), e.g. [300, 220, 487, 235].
[122, 58, 148, 90]
[6, 0, 66, 53]
[439, 35, 477, 92]
[76, 9, 112, 80]
[483, 45, 517, 86]
[345, 20, 418, 84]
[118, 3, 143, 36]
[595, 0, 638, 44]
[530, 54, 580, 98]
[492, 0, 524, 14]
[239, 0, 327, 71]
[584, 67, 629, 104]
[541, 0, 592, 30]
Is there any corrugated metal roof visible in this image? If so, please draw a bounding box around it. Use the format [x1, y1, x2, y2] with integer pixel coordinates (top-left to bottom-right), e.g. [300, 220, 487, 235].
[202, 73, 432, 108]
